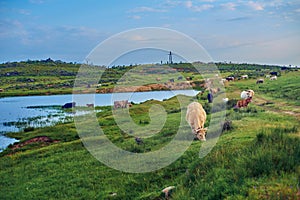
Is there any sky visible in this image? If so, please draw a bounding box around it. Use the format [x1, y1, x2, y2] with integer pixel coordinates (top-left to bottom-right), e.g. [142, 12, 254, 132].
[0, 0, 300, 66]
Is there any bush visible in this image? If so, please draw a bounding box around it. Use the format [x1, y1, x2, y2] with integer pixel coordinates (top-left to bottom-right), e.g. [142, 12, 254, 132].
[241, 131, 300, 177]
[24, 127, 34, 132]
[203, 102, 212, 114]
[226, 99, 237, 109]
[221, 120, 233, 132]
[178, 127, 300, 199]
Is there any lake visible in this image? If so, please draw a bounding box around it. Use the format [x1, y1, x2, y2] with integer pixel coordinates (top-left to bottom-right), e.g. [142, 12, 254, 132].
[0, 90, 198, 151]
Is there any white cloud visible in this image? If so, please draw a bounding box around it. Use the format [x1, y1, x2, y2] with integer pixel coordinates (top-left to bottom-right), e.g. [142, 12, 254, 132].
[185, 1, 193, 9]
[29, 0, 44, 4]
[221, 2, 237, 11]
[248, 1, 264, 11]
[194, 4, 214, 12]
[0, 19, 29, 43]
[162, 24, 172, 28]
[199, 0, 215, 2]
[130, 6, 167, 13]
[129, 35, 147, 41]
[130, 15, 141, 20]
[264, 0, 283, 8]
[184, 1, 214, 12]
[18, 9, 31, 15]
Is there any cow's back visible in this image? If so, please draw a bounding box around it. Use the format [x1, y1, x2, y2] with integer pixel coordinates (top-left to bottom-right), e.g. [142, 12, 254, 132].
[186, 102, 206, 129]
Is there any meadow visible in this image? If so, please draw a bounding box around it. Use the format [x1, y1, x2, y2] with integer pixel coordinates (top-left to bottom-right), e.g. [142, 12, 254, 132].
[0, 61, 299, 199]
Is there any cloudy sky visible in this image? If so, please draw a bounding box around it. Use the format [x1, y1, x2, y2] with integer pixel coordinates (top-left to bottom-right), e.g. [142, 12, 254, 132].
[0, 0, 299, 66]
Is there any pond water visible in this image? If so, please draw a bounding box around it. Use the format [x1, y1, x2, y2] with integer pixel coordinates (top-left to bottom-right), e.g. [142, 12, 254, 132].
[0, 90, 198, 151]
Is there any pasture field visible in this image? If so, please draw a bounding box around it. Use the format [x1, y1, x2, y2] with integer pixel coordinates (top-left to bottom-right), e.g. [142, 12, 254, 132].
[0, 59, 287, 97]
[0, 62, 299, 199]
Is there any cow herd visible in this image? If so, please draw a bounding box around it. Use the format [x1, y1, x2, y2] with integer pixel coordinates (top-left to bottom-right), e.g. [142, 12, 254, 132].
[185, 71, 280, 141]
[62, 71, 278, 142]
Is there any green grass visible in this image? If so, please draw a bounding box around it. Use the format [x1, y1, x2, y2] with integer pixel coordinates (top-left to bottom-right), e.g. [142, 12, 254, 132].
[0, 63, 299, 199]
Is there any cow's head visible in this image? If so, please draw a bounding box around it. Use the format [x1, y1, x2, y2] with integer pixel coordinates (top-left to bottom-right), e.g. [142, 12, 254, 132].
[247, 90, 255, 98]
[195, 127, 208, 141]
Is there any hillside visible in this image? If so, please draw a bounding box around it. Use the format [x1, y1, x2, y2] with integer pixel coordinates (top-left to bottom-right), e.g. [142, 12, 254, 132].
[0, 62, 299, 199]
[0, 59, 286, 97]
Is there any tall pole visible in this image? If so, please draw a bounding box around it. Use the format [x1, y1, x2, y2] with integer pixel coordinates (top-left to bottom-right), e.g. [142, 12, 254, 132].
[169, 51, 173, 64]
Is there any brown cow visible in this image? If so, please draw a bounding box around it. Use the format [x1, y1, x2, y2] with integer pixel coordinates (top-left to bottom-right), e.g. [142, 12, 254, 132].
[186, 102, 208, 141]
[114, 100, 129, 109]
[235, 97, 252, 108]
[86, 103, 94, 107]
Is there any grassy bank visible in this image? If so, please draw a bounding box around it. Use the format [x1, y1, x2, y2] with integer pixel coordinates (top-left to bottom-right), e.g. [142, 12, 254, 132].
[0, 62, 299, 199]
[0, 59, 291, 98]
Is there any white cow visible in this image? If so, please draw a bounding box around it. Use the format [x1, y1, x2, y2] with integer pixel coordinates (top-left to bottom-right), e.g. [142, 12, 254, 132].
[241, 75, 248, 79]
[186, 102, 207, 141]
[222, 98, 229, 103]
[241, 89, 255, 99]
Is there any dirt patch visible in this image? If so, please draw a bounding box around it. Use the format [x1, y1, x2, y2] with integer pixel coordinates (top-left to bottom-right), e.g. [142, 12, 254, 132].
[253, 96, 300, 118]
[10, 136, 59, 151]
[96, 81, 205, 93]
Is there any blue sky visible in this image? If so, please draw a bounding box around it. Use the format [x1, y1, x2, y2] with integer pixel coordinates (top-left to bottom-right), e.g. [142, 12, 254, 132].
[0, 0, 299, 66]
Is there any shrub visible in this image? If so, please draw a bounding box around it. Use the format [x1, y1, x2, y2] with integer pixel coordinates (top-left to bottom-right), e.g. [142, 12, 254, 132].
[241, 132, 300, 177]
[226, 99, 237, 109]
[203, 102, 211, 114]
[221, 120, 233, 132]
[24, 126, 34, 132]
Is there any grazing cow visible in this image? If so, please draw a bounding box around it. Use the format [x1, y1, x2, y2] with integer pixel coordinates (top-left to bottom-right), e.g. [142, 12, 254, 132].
[207, 93, 213, 103]
[135, 137, 144, 145]
[270, 71, 278, 76]
[186, 102, 208, 141]
[114, 100, 129, 109]
[241, 89, 255, 99]
[210, 88, 220, 95]
[156, 77, 161, 81]
[247, 89, 255, 97]
[220, 78, 226, 85]
[177, 76, 183, 80]
[222, 98, 229, 103]
[162, 186, 175, 200]
[226, 77, 234, 81]
[205, 78, 214, 89]
[62, 102, 76, 109]
[86, 103, 94, 107]
[256, 79, 264, 84]
[235, 97, 252, 108]
[241, 75, 248, 79]
[169, 78, 175, 83]
[0, 88, 3, 92]
[270, 76, 277, 80]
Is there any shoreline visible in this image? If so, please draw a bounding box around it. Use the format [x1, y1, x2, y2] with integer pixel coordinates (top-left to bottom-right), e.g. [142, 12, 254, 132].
[0, 81, 205, 98]
[0, 89, 202, 152]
